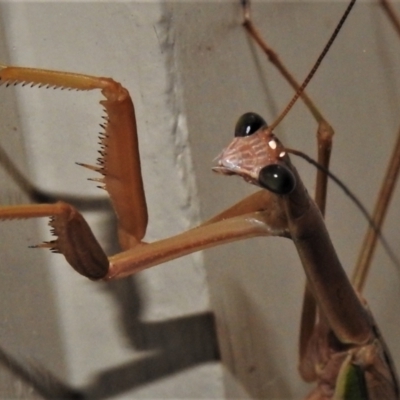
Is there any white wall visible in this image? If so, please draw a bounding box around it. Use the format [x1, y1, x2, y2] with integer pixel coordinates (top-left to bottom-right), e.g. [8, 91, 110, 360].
[0, 2, 222, 399]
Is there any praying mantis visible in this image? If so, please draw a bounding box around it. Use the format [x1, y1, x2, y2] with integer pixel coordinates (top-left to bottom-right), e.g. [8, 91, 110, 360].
[0, 1, 400, 399]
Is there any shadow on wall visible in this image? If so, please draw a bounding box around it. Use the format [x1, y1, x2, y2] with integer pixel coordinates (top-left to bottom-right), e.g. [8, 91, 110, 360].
[0, 142, 219, 399]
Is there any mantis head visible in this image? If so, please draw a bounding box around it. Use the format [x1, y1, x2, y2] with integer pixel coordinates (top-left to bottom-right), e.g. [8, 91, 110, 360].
[213, 112, 296, 195]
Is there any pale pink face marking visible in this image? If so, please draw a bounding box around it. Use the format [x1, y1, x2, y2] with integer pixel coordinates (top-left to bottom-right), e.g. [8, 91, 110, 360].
[213, 127, 287, 186]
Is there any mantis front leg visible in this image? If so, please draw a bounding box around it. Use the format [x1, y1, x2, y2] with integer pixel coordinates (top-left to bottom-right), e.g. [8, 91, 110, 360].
[0, 65, 289, 280]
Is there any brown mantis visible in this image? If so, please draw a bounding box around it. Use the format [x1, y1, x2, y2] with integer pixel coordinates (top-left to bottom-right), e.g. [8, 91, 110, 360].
[0, 1, 400, 398]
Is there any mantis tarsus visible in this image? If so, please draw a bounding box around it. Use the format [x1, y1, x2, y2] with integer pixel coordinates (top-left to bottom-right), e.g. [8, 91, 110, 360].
[0, 1, 400, 399]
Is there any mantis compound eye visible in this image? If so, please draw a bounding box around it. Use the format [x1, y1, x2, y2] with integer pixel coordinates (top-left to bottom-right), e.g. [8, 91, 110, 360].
[234, 112, 267, 137]
[258, 164, 296, 195]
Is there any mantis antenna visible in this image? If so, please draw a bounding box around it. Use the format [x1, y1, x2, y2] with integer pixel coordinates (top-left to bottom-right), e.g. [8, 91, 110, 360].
[269, 0, 356, 132]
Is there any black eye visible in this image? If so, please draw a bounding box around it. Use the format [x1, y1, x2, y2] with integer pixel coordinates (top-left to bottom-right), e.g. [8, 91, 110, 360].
[258, 164, 296, 195]
[234, 112, 267, 137]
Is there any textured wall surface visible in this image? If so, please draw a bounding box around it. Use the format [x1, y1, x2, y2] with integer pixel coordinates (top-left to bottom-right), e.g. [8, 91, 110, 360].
[0, 2, 222, 399]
